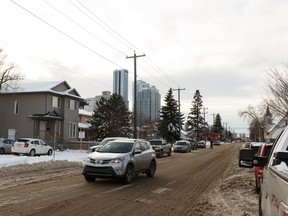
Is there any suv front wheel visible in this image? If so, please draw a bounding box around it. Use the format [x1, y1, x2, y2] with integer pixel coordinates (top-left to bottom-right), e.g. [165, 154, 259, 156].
[146, 161, 156, 177]
[123, 165, 134, 184]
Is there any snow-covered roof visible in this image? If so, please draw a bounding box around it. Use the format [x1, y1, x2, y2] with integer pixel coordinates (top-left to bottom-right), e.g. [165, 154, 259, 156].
[78, 122, 91, 129]
[1, 81, 83, 100]
[79, 109, 93, 116]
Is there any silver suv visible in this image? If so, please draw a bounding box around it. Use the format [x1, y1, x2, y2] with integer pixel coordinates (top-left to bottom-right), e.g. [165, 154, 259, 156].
[82, 139, 157, 184]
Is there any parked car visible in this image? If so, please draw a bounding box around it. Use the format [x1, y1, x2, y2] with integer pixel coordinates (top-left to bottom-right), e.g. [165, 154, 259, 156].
[254, 143, 273, 192]
[11, 138, 53, 156]
[0, 138, 14, 154]
[238, 127, 288, 216]
[90, 137, 128, 152]
[251, 142, 262, 156]
[244, 141, 252, 149]
[197, 141, 206, 149]
[213, 140, 221, 145]
[149, 139, 172, 158]
[173, 140, 192, 153]
[186, 139, 198, 150]
[82, 139, 157, 184]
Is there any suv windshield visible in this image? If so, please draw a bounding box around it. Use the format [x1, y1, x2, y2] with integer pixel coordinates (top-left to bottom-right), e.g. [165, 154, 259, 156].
[176, 142, 187, 145]
[98, 142, 133, 153]
[149, 140, 162, 145]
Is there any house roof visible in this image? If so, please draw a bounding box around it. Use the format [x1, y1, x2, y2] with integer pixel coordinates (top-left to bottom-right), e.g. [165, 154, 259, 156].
[29, 108, 63, 120]
[268, 116, 288, 133]
[79, 109, 93, 116]
[1, 81, 83, 100]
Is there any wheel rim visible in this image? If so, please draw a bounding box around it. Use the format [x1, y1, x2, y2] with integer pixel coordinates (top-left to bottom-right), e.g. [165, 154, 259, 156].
[126, 166, 133, 183]
[150, 162, 155, 175]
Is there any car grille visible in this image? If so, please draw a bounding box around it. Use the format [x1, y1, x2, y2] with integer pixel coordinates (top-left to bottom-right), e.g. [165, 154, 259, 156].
[90, 159, 110, 164]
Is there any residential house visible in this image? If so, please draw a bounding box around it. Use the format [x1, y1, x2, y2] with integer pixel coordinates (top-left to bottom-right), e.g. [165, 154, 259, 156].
[78, 108, 95, 140]
[267, 116, 288, 142]
[0, 81, 83, 145]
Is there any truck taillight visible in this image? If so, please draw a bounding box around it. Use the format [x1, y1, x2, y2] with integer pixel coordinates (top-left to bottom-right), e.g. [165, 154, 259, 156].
[279, 202, 288, 216]
[24, 143, 29, 148]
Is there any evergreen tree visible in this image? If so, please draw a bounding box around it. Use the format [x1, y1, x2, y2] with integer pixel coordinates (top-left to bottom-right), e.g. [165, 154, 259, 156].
[186, 90, 207, 140]
[89, 94, 132, 139]
[263, 105, 273, 126]
[212, 113, 224, 135]
[157, 88, 184, 143]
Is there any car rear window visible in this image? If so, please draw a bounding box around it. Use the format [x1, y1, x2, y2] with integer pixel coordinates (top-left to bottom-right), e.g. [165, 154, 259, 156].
[17, 139, 29, 142]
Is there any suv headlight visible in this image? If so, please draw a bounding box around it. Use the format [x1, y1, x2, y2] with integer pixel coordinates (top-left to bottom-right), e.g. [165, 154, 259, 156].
[111, 158, 124, 164]
[83, 157, 90, 162]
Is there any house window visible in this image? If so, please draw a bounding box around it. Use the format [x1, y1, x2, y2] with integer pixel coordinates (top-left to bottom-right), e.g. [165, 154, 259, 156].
[68, 122, 77, 138]
[68, 99, 76, 110]
[14, 100, 19, 114]
[52, 96, 60, 108]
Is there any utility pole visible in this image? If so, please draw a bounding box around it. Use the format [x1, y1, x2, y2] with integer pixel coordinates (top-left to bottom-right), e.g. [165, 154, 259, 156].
[211, 113, 216, 131]
[126, 51, 145, 139]
[203, 107, 208, 141]
[173, 87, 185, 140]
[223, 122, 227, 140]
[203, 107, 208, 125]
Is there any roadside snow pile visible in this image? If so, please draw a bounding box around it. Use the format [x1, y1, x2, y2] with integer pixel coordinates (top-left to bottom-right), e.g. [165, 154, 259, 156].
[0, 150, 88, 168]
[0, 160, 81, 178]
[191, 159, 258, 216]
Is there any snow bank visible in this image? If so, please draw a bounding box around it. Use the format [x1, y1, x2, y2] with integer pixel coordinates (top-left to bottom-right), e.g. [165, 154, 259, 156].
[0, 150, 88, 168]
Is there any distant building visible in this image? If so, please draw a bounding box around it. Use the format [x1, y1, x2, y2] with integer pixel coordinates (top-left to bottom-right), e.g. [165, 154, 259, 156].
[84, 91, 111, 112]
[135, 80, 161, 125]
[113, 69, 129, 108]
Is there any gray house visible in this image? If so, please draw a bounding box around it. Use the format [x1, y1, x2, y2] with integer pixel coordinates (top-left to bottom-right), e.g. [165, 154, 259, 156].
[0, 81, 83, 145]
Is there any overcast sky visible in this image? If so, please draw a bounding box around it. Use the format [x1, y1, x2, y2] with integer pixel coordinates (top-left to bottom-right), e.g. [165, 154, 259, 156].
[1, 0, 288, 136]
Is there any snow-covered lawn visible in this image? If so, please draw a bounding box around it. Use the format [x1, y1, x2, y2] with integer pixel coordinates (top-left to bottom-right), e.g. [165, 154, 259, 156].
[0, 150, 89, 168]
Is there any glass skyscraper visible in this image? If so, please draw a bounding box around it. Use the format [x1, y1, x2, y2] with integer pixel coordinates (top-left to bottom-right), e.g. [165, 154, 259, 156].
[113, 69, 129, 108]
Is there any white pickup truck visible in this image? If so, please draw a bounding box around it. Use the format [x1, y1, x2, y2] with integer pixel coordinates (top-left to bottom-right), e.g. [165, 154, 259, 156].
[239, 127, 288, 216]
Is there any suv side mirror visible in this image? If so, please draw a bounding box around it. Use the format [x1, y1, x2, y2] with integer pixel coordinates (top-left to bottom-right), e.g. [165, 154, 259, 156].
[239, 149, 253, 168]
[239, 149, 268, 168]
[272, 151, 288, 166]
[133, 149, 142, 155]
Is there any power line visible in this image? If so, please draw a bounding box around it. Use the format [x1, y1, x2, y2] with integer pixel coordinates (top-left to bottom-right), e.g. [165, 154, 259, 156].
[69, 0, 141, 53]
[43, 0, 127, 56]
[70, 0, 189, 97]
[10, 0, 123, 68]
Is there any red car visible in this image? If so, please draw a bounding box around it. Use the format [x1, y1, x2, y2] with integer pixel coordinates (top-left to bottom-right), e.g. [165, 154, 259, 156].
[254, 143, 273, 192]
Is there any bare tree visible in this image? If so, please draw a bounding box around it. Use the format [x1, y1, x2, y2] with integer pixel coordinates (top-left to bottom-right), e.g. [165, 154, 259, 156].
[0, 48, 24, 92]
[239, 104, 274, 141]
[264, 65, 288, 117]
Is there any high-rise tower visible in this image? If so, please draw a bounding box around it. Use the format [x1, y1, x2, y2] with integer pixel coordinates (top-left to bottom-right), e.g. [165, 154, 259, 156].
[113, 69, 129, 108]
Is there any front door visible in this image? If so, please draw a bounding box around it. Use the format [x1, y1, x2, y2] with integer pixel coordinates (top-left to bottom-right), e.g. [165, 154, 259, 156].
[39, 121, 46, 140]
